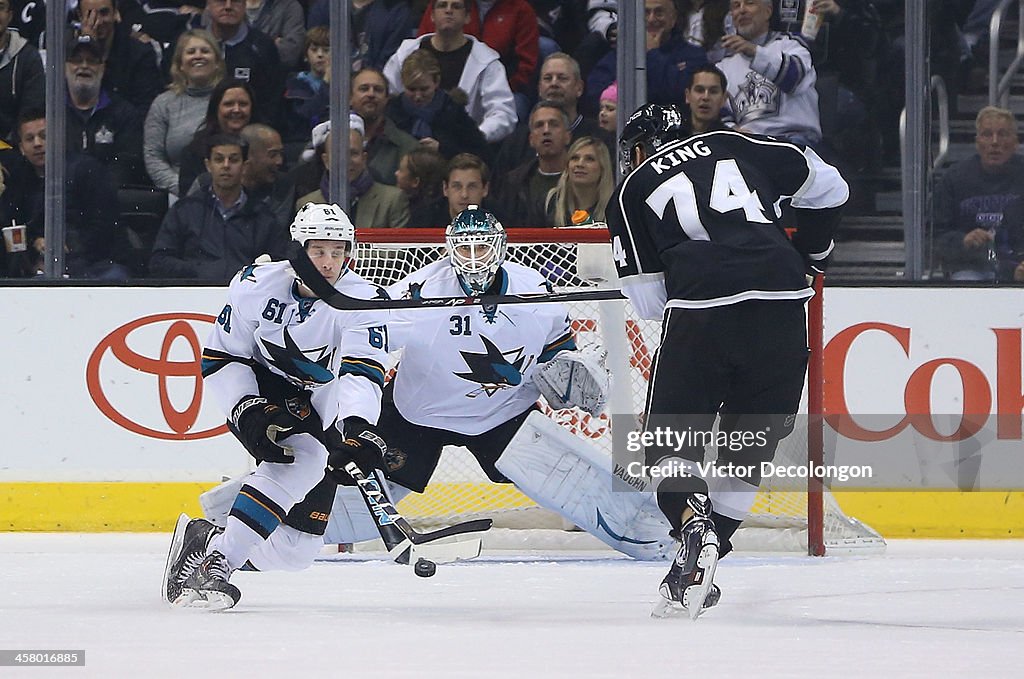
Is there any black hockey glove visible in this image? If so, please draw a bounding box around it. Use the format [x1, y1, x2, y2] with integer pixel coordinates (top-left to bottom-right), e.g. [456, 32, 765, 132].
[805, 251, 833, 278]
[325, 417, 388, 486]
[230, 395, 302, 464]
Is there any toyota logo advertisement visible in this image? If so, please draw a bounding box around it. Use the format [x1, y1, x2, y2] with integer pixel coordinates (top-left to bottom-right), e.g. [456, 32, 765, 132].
[0, 287, 246, 480]
[86, 312, 228, 441]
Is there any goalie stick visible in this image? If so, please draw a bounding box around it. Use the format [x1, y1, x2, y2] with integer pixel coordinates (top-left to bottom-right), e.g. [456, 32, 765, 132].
[289, 242, 625, 310]
[346, 463, 492, 564]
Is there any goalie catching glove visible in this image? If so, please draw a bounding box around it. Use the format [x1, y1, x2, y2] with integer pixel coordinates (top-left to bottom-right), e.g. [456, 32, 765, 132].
[325, 417, 388, 486]
[533, 345, 611, 416]
[230, 395, 309, 463]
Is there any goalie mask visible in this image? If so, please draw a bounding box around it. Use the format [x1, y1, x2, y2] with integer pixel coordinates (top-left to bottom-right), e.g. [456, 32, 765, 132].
[291, 202, 357, 255]
[619, 103, 686, 174]
[445, 206, 508, 294]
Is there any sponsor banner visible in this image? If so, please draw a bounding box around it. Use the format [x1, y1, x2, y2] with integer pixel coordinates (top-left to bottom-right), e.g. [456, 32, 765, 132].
[0, 286, 1021, 484]
[609, 287, 1024, 491]
[824, 287, 1024, 489]
[0, 288, 248, 481]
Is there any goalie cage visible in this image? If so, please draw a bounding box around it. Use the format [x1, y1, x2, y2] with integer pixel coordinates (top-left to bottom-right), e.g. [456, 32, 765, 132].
[352, 227, 885, 556]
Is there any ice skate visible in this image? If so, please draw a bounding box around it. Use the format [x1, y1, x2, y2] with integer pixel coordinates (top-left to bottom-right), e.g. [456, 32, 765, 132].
[652, 493, 720, 620]
[162, 514, 220, 606]
[179, 550, 241, 611]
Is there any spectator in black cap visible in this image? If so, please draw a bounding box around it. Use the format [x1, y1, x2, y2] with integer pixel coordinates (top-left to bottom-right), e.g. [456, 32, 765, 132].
[64, 34, 145, 188]
[72, 0, 165, 116]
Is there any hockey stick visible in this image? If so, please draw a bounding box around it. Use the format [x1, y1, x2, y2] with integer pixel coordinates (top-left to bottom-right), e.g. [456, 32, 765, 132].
[330, 287, 626, 310]
[346, 463, 492, 564]
[289, 242, 625, 310]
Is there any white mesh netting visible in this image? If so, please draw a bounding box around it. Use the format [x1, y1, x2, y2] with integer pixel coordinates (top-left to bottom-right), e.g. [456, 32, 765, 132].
[352, 228, 884, 554]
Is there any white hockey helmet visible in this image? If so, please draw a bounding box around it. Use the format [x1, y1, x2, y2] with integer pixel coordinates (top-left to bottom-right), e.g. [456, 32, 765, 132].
[290, 202, 356, 253]
[445, 205, 507, 294]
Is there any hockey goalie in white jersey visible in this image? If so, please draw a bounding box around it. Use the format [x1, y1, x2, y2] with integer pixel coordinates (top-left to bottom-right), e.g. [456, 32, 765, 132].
[162, 203, 391, 610]
[332, 206, 674, 560]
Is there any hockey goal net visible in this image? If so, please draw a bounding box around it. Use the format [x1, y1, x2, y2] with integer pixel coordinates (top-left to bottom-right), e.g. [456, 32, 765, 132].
[353, 227, 884, 555]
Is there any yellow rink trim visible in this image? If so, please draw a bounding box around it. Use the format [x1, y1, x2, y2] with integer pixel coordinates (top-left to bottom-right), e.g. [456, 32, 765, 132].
[395, 482, 537, 516]
[1, 482, 217, 532]
[2, 482, 1023, 537]
[833, 490, 1024, 538]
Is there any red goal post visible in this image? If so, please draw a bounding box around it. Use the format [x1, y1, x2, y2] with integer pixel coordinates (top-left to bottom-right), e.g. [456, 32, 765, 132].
[352, 226, 884, 555]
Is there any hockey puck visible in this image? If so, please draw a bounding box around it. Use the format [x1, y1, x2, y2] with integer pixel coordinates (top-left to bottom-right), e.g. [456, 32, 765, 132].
[414, 558, 436, 578]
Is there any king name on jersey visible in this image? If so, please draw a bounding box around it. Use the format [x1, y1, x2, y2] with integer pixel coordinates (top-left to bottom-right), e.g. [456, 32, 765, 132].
[649, 139, 713, 174]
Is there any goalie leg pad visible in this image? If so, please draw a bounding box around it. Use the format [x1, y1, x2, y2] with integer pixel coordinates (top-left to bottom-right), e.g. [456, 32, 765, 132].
[323, 482, 412, 545]
[495, 411, 675, 560]
[200, 472, 253, 527]
[533, 346, 611, 416]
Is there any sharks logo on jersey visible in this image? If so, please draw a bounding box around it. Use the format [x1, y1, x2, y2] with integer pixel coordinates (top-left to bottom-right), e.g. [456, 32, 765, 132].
[404, 282, 424, 300]
[238, 264, 259, 282]
[454, 335, 535, 397]
[480, 303, 513, 325]
[295, 295, 317, 323]
[259, 326, 337, 387]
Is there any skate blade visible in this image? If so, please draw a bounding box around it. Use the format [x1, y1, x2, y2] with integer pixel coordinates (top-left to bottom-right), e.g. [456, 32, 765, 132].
[161, 513, 190, 604]
[172, 588, 238, 611]
[197, 590, 238, 611]
[681, 544, 719, 621]
[651, 596, 689, 619]
[170, 588, 204, 608]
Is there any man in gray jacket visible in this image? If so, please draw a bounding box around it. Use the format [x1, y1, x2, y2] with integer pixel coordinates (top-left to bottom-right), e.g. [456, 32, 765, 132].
[246, 0, 306, 69]
[0, 0, 44, 142]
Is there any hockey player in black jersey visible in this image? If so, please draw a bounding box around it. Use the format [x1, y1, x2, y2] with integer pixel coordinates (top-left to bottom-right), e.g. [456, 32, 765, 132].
[607, 104, 849, 618]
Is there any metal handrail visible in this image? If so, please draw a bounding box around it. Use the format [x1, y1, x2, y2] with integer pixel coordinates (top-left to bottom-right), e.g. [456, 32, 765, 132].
[898, 75, 950, 172]
[989, 0, 1024, 106]
[930, 76, 950, 169]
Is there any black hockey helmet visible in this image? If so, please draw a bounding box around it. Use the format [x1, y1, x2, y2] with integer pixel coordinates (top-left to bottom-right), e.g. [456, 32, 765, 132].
[619, 103, 687, 174]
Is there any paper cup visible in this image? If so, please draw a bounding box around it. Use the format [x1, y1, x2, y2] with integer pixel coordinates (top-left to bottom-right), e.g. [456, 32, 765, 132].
[3, 224, 27, 253]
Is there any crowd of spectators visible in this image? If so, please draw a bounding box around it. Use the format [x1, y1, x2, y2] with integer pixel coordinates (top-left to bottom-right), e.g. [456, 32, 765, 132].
[0, 1, 1020, 283]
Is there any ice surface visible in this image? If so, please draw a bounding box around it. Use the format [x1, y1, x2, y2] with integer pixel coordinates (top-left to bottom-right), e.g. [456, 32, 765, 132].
[2, 534, 1023, 678]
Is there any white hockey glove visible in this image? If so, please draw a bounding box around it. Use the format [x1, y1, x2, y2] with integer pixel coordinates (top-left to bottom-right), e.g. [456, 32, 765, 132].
[533, 345, 611, 416]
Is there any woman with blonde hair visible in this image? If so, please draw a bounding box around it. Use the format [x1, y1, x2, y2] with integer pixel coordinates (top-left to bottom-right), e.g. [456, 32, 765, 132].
[545, 136, 615, 226]
[144, 29, 225, 194]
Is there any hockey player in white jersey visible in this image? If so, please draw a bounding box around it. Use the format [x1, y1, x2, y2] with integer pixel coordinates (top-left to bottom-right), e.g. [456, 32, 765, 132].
[162, 203, 390, 610]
